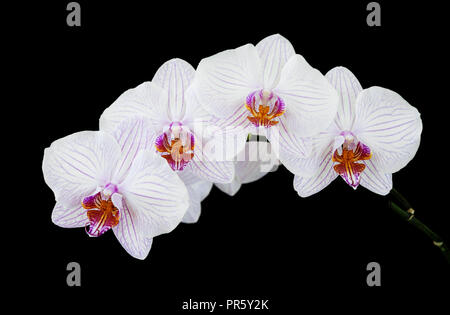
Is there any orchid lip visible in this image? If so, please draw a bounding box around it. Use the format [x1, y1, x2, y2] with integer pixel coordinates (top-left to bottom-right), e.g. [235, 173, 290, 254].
[82, 191, 120, 237]
[332, 141, 372, 188]
[155, 124, 195, 171]
[245, 89, 286, 128]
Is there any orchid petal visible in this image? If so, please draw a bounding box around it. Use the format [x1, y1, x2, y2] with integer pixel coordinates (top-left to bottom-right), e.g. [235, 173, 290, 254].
[152, 58, 196, 121]
[182, 86, 217, 129]
[235, 161, 269, 183]
[193, 44, 263, 118]
[119, 150, 189, 238]
[110, 117, 158, 183]
[178, 170, 213, 224]
[256, 34, 296, 90]
[111, 193, 153, 260]
[216, 142, 277, 196]
[354, 87, 422, 173]
[360, 160, 393, 195]
[269, 117, 316, 176]
[215, 180, 242, 196]
[182, 88, 247, 161]
[43, 131, 121, 206]
[99, 82, 169, 134]
[51, 201, 88, 228]
[293, 145, 338, 197]
[235, 141, 278, 183]
[325, 66, 363, 131]
[274, 54, 339, 137]
[203, 108, 250, 161]
[187, 132, 235, 183]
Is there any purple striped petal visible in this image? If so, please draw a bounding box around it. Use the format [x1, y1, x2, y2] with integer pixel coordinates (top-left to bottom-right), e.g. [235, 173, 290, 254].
[187, 133, 235, 183]
[152, 58, 196, 121]
[256, 34, 296, 90]
[112, 117, 158, 183]
[325, 66, 363, 131]
[293, 145, 338, 197]
[274, 54, 339, 138]
[99, 82, 169, 134]
[119, 150, 189, 238]
[51, 201, 89, 228]
[178, 170, 213, 224]
[360, 159, 393, 195]
[182, 87, 216, 129]
[192, 44, 263, 118]
[43, 131, 121, 206]
[269, 116, 315, 176]
[112, 194, 153, 260]
[193, 105, 251, 162]
[354, 87, 423, 173]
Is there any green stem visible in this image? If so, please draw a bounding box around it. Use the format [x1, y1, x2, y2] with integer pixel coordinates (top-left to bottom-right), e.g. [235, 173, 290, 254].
[389, 201, 450, 264]
[389, 188, 413, 212]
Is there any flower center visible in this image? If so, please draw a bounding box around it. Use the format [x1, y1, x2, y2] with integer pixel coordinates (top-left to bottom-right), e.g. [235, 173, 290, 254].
[332, 137, 372, 188]
[82, 191, 120, 237]
[245, 90, 285, 128]
[155, 123, 194, 171]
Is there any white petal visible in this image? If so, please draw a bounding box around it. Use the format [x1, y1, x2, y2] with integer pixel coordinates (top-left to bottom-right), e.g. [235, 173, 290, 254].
[360, 160, 392, 195]
[182, 86, 216, 128]
[216, 142, 277, 195]
[110, 117, 158, 183]
[325, 66, 363, 131]
[188, 133, 235, 183]
[178, 170, 213, 201]
[111, 193, 153, 260]
[205, 108, 251, 161]
[234, 161, 269, 184]
[51, 201, 88, 228]
[354, 87, 423, 173]
[119, 150, 189, 238]
[215, 180, 242, 196]
[234, 141, 278, 183]
[269, 116, 314, 170]
[178, 170, 213, 224]
[256, 34, 296, 89]
[99, 82, 169, 134]
[182, 88, 248, 161]
[43, 131, 121, 205]
[293, 145, 338, 197]
[274, 54, 339, 137]
[192, 44, 263, 118]
[152, 58, 196, 121]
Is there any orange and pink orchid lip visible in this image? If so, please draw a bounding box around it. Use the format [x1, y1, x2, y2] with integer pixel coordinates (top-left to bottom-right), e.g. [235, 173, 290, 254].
[332, 141, 372, 188]
[155, 126, 195, 171]
[245, 90, 285, 128]
[82, 192, 120, 237]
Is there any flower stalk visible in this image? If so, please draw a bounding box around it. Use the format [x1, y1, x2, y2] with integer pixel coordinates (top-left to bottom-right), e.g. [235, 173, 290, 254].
[388, 200, 450, 264]
[389, 188, 413, 213]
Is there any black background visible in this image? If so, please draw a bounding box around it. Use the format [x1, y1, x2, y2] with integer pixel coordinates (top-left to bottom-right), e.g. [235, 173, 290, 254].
[12, 0, 450, 312]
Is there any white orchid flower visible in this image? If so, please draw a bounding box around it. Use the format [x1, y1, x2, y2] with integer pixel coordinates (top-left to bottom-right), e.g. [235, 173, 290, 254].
[294, 67, 423, 197]
[100, 58, 233, 223]
[191, 34, 339, 169]
[42, 117, 189, 259]
[216, 139, 280, 196]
